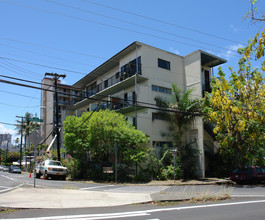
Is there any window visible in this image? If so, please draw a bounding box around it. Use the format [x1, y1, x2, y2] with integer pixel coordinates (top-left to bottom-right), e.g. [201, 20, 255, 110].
[124, 93, 128, 102]
[87, 82, 97, 97]
[152, 113, 169, 121]
[152, 85, 172, 94]
[158, 58, 170, 70]
[120, 56, 142, 80]
[153, 141, 172, 148]
[104, 80, 108, 89]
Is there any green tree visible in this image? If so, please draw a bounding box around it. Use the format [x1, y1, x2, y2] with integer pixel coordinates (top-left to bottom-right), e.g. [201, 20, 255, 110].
[203, 1, 265, 168]
[64, 109, 150, 179]
[15, 112, 35, 149]
[155, 84, 202, 178]
[203, 52, 265, 168]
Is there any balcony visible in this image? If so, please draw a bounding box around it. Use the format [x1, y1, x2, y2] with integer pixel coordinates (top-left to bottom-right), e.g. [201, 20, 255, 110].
[68, 74, 148, 111]
[91, 99, 145, 114]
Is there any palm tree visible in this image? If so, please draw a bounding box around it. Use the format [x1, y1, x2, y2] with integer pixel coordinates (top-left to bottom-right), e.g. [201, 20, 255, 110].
[155, 84, 202, 147]
[155, 84, 202, 178]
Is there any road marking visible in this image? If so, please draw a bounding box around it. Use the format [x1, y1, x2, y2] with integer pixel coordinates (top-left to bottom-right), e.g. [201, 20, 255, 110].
[232, 194, 265, 197]
[14, 199, 265, 220]
[1, 175, 15, 181]
[80, 185, 114, 190]
[0, 183, 23, 193]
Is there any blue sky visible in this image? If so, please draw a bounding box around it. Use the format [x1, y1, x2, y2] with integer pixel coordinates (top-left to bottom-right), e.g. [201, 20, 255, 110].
[0, 0, 264, 141]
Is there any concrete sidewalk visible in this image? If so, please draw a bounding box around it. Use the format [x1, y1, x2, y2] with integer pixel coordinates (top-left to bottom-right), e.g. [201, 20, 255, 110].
[0, 185, 229, 209]
[0, 179, 231, 209]
[0, 187, 152, 209]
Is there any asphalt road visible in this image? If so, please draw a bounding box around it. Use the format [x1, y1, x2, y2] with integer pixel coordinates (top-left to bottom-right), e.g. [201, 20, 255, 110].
[2, 172, 265, 219]
[2, 197, 265, 219]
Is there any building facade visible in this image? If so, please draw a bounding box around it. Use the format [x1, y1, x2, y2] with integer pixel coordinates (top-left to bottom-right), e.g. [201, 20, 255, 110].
[0, 133, 12, 145]
[40, 77, 81, 147]
[63, 42, 226, 178]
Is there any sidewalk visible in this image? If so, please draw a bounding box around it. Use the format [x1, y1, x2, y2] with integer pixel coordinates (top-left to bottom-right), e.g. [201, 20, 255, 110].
[0, 179, 231, 209]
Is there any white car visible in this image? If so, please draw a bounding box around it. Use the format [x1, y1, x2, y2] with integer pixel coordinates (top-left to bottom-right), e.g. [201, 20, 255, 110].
[35, 160, 68, 180]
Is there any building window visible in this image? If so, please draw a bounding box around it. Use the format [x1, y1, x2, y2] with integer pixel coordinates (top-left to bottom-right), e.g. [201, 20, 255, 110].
[104, 80, 108, 89]
[153, 141, 172, 148]
[152, 113, 169, 121]
[87, 82, 97, 97]
[120, 56, 141, 80]
[132, 117, 136, 127]
[158, 58, 170, 70]
[152, 85, 172, 94]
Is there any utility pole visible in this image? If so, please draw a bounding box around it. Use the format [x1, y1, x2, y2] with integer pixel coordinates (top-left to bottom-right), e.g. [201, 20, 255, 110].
[16, 116, 24, 170]
[45, 73, 66, 161]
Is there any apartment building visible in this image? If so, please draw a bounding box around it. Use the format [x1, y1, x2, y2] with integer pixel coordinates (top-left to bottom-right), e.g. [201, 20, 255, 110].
[40, 77, 81, 147]
[64, 41, 226, 178]
[0, 133, 12, 145]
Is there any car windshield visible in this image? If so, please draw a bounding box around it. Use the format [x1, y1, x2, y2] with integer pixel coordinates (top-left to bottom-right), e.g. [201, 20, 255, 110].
[47, 161, 61, 166]
[233, 167, 254, 173]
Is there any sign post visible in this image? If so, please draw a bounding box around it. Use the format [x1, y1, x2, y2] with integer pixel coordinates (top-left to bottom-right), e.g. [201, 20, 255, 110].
[28, 117, 43, 187]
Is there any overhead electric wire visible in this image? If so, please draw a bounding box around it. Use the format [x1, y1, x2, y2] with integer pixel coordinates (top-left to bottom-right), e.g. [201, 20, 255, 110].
[1, 0, 240, 57]
[0, 121, 17, 126]
[0, 102, 39, 108]
[0, 56, 87, 75]
[82, 0, 245, 45]
[0, 88, 39, 100]
[46, 0, 240, 53]
[0, 43, 96, 69]
[0, 76, 202, 116]
[0, 59, 41, 76]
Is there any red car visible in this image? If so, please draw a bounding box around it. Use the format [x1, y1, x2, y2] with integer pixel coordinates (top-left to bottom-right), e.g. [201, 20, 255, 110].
[230, 166, 265, 184]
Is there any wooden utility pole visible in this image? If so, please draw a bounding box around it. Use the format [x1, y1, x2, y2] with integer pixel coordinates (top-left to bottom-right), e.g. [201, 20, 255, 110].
[45, 73, 66, 161]
[16, 116, 24, 170]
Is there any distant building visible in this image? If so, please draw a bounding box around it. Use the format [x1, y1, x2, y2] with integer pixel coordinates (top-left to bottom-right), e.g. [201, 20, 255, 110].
[40, 78, 81, 147]
[0, 133, 12, 145]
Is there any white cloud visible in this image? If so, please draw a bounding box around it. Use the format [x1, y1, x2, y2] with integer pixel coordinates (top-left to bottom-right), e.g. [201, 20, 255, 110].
[0, 124, 17, 135]
[61, 79, 67, 84]
[169, 47, 180, 55]
[219, 44, 244, 60]
[230, 24, 240, 33]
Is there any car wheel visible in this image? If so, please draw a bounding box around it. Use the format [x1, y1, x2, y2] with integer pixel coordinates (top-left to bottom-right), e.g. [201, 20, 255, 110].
[35, 172, 41, 178]
[62, 175, 66, 181]
[44, 172, 48, 180]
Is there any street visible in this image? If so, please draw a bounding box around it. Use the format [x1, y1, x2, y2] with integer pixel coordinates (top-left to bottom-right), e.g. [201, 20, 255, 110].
[1, 172, 265, 219]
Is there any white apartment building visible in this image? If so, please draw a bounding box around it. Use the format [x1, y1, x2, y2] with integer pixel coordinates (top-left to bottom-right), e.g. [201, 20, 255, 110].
[64, 42, 226, 178]
[40, 77, 81, 147]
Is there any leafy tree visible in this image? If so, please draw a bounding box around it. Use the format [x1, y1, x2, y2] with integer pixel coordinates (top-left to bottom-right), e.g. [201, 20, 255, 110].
[203, 54, 265, 168]
[15, 112, 35, 149]
[155, 85, 201, 148]
[203, 1, 265, 168]
[155, 84, 201, 178]
[64, 109, 150, 179]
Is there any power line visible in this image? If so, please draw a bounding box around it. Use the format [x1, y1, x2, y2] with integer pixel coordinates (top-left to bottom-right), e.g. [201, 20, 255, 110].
[82, 0, 245, 45]
[0, 76, 202, 115]
[0, 56, 87, 75]
[2, 1, 240, 56]
[0, 102, 39, 108]
[46, 0, 240, 53]
[0, 43, 97, 69]
[0, 88, 39, 100]
[0, 121, 17, 126]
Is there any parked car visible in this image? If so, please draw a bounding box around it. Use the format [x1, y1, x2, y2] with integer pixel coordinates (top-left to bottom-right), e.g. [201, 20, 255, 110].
[230, 166, 265, 184]
[9, 165, 22, 174]
[0, 165, 4, 171]
[2, 166, 9, 172]
[35, 160, 67, 180]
